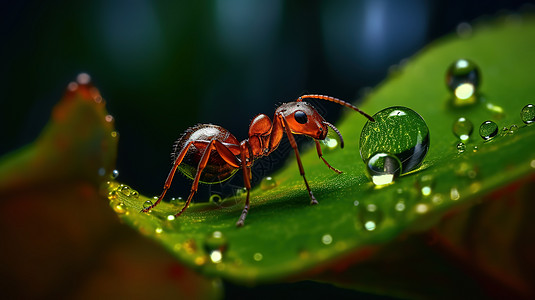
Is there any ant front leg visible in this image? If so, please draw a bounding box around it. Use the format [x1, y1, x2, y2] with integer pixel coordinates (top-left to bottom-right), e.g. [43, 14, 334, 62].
[279, 115, 318, 205]
[315, 140, 342, 174]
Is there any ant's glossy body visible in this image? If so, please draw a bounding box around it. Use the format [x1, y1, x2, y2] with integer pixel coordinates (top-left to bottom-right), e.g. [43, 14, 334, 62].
[142, 95, 374, 226]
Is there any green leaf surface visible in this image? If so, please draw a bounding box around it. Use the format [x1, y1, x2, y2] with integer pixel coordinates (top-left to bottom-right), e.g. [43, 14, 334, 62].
[109, 15, 535, 297]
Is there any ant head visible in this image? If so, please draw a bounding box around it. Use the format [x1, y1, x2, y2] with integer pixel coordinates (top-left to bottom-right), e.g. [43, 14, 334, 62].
[276, 102, 329, 140]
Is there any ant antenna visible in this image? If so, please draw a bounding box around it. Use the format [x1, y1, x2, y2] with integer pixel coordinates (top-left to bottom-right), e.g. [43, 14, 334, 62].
[297, 94, 375, 122]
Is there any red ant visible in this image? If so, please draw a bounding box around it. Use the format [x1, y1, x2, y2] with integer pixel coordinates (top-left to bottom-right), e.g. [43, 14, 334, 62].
[142, 95, 374, 226]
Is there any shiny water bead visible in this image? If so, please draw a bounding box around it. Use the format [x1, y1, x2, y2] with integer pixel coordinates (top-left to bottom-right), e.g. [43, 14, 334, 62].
[360, 106, 429, 174]
[204, 231, 228, 264]
[479, 120, 498, 140]
[260, 176, 277, 190]
[457, 142, 466, 153]
[452, 117, 473, 142]
[521, 104, 535, 124]
[445, 59, 480, 100]
[143, 200, 153, 209]
[365, 153, 402, 186]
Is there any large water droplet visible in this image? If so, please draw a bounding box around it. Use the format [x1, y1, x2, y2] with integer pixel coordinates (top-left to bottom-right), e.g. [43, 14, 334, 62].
[204, 231, 228, 264]
[360, 106, 429, 176]
[479, 120, 498, 140]
[365, 152, 402, 186]
[452, 117, 473, 142]
[260, 176, 277, 190]
[445, 59, 480, 102]
[521, 104, 535, 124]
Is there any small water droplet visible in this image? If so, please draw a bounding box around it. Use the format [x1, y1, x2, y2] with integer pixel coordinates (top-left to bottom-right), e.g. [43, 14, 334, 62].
[357, 202, 383, 232]
[479, 120, 498, 140]
[112, 202, 126, 214]
[321, 234, 333, 245]
[521, 104, 535, 124]
[108, 190, 118, 200]
[119, 185, 131, 196]
[450, 187, 460, 201]
[353, 200, 360, 207]
[415, 203, 429, 214]
[105, 115, 114, 123]
[446, 59, 480, 103]
[322, 137, 338, 149]
[130, 190, 139, 198]
[167, 215, 176, 221]
[457, 142, 466, 153]
[456, 22, 472, 38]
[143, 200, 153, 209]
[155, 227, 163, 234]
[360, 106, 429, 175]
[76, 73, 91, 85]
[111, 131, 119, 138]
[209, 194, 222, 204]
[508, 124, 519, 134]
[235, 187, 247, 196]
[204, 231, 228, 264]
[366, 152, 402, 186]
[260, 176, 277, 190]
[253, 252, 263, 261]
[419, 175, 434, 197]
[394, 201, 406, 212]
[452, 117, 473, 142]
[472, 145, 479, 152]
[111, 169, 119, 179]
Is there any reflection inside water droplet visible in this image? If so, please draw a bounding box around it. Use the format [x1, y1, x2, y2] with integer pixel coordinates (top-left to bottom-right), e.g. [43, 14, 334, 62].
[366, 152, 402, 186]
[457, 142, 466, 153]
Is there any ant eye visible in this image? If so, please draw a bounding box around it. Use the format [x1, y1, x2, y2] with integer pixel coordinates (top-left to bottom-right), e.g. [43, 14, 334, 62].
[294, 110, 308, 124]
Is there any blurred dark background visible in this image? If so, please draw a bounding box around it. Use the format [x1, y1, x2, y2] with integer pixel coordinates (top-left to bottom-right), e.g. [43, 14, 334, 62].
[0, 0, 533, 297]
[1, 0, 533, 198]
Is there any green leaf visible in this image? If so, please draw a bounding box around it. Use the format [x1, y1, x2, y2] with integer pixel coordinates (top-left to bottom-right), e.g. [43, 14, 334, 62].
[109, 15, 535, 297]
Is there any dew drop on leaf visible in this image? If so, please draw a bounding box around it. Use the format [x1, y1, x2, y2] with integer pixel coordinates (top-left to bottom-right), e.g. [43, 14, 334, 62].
[321, 234, 333, 245]
[479, 120, 498, 140]
[357, 203, 383, 232]
[260, 176, 277, 190]
[521, 104, 535, 124]
[360, 106, 429, 176]
[204, 231, 228, 264]
[209, 194, 222, 204]
[452, 117, 473, 142]
[445, 58, 480, 102]
[143, 200, 153, 209]
[111, 169, 119, 179]
[457, 142, 466, 153]
[365, 152, 402, 186]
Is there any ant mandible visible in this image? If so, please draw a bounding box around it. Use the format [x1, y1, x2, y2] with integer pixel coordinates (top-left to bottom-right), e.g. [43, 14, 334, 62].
[142, 95, 374, 227]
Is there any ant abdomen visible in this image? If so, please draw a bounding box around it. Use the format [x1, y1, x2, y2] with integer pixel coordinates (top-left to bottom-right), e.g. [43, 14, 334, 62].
[172, 124, 240, 184]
